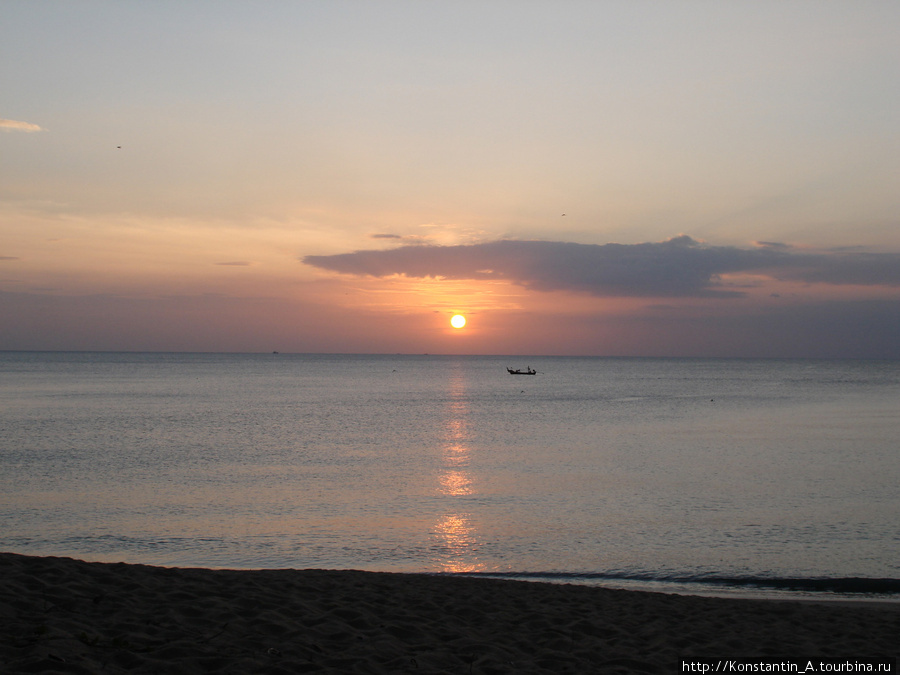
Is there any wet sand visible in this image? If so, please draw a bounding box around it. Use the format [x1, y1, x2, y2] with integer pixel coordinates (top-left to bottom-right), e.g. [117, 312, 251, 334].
[1, 552, 897, 673]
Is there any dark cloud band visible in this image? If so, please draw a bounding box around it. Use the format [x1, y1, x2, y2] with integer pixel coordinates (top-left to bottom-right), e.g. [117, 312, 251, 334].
[303, 236, 900, 298]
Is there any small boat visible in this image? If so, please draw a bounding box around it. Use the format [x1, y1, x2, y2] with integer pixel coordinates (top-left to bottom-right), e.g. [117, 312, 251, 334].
[507, 367, 536, 375]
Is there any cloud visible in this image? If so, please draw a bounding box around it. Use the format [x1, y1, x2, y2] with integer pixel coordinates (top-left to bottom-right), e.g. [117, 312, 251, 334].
[370, 233, 403, 240]
[754, 241, 792, 250]
[303, 236, 900, 298]
[773, 251, 900, 286]
[0, 118, 44, 132]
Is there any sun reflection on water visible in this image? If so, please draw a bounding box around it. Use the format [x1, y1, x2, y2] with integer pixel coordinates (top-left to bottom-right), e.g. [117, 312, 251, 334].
[433, 513, 481, 573]
[439, 468, 473, 497]
[431, 365, 484, 572]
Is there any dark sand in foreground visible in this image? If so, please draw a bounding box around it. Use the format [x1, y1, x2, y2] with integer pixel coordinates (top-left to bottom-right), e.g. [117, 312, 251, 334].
[1, 552, 897, 674]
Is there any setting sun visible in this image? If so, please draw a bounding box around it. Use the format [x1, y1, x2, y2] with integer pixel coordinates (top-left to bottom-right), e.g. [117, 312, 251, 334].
[450, 314, 467, 329]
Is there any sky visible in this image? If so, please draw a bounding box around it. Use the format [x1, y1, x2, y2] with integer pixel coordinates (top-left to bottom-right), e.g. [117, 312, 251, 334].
[2, 1, 899, 357]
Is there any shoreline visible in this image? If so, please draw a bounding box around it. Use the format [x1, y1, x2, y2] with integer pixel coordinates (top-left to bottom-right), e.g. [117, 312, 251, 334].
[447, 573, 900, 605]
[2, 553, 897, 674]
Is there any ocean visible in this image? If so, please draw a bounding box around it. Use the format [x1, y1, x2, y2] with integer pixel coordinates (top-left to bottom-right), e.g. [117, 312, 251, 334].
[1, 352, 898, 600]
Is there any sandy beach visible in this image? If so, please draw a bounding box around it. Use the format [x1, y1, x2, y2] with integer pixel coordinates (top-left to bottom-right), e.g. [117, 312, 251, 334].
[1, 552, 896, 674]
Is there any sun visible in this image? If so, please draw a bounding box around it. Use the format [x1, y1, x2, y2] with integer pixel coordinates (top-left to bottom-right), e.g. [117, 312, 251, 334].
[450, 314, 467, 329]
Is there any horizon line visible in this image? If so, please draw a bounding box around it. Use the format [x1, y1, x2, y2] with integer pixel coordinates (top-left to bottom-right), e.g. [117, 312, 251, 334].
[1, 349, 896, 362]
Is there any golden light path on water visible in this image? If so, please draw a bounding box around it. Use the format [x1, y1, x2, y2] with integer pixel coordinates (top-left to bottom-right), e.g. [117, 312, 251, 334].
[432, 365, 482, 573]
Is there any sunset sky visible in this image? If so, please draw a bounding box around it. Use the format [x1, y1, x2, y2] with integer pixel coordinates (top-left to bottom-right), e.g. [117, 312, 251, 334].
[2, 1, 899, 357]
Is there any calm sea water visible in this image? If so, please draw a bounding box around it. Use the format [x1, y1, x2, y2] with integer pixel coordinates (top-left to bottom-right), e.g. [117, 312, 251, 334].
[1, 352, 898, 599]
